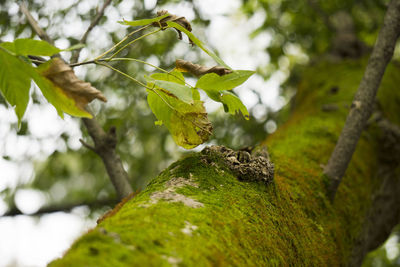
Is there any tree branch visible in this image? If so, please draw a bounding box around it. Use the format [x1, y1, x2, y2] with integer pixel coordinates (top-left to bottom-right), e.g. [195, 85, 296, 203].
[1, 198, 117, 217]
[323, 0, 400, 201]
[70, 0, 112, 63]
[19, 2, 133, 200]
[19, 3, 54, 45]
[82, 119, 133, 199]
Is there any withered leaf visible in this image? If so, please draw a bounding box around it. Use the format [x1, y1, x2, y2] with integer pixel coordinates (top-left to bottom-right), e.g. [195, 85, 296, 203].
[39, 58, 107, 111]
[175, 59, 232, 77]
[152, 10, 194, 45]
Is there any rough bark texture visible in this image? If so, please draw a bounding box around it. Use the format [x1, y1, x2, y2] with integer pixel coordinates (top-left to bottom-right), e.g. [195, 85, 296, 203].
[50, 59, 400, 266]
[324, 0, 400, 200]
[349, 117, 400, 266]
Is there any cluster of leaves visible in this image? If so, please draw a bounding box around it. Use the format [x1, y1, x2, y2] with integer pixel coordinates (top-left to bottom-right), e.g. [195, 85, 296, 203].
[0, 11, 254, 149]
[118, 12, 254, 148]
[0, 39, 106, 124]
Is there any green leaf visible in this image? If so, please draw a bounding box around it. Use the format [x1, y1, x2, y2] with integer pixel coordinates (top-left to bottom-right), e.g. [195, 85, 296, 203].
[154, 69, 200, 100]
[118, 14, 170, 27]
[0, 42, 15, 53]
[166, 21, 232, 70]
[150, 70, 200, 100]
[191, 87, 201, 101]
[196, 70, 255, 92]
[194, 69, 253, 120]
[0, 45, 96, 123]
[146, 72, 196, 103]
[219, 91, 249, 120]
[150, 69, 185, 85]
[0, 39, 61, 56]
[0, 49, 32, 123]
[147, 88, 212, 149]
[200, 87, 249, 120]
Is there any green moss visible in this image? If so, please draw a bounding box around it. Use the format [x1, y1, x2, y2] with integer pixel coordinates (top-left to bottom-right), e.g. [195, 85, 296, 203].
[50, 60, 400, 266]
[377, 63, 400, 125]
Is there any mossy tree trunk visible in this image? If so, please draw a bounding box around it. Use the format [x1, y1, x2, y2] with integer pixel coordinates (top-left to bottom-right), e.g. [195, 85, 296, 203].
[50, 58, 400, 267]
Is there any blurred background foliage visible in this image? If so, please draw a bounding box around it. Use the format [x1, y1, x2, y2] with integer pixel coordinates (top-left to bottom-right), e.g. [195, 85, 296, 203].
[0, 0, 399, 265]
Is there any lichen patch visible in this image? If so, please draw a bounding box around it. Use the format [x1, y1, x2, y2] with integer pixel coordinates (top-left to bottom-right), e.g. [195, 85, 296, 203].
[165, 176, 199, 188]
[181, 221, 198, 236]
[161, 255, 182, 267]
[149, 177, 204, 208]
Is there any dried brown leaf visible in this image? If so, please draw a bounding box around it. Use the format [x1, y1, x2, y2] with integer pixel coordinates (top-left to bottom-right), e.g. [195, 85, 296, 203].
[41, 58, 107, 110]
[175, 59, 232, 77]
[152, 10, 194, 45]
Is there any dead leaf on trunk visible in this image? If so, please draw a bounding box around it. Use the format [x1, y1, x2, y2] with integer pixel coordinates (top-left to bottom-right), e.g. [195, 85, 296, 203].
[152, 10, 194, 45]
[39, 58, 107, 111]
[175, 59, 232, 77]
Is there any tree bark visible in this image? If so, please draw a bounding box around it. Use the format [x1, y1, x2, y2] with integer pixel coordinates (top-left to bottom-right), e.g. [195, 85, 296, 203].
[49, 58, 400, 266]
[324, 0, 400, 200]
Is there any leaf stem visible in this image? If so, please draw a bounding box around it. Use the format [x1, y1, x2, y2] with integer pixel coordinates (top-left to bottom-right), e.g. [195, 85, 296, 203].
[70, 57, 195, 90]
[70, 59, 104, 67]
[97, 62, 210, 133]
[105, 58, 194, 89]
[97, 61, 149, 88]
[30, 59, 46, 65]
[94, 25, 150, 60]
[107, 57, 167, 73]
[97, 62, 178, 111]
[107, 28, 162, 60]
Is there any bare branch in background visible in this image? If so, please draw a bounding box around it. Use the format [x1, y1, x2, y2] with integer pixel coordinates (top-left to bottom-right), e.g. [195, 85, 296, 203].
[19, 2, 134, 200]
[324, 0, 400, 201]
[1, 198, 117, 217]
[70, 0, 112, 63]
[19, 3, 54, 45]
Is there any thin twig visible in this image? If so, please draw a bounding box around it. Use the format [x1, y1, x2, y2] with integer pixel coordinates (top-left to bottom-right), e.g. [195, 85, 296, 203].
[70, 0, 113, 63]
[323, 0, 400, 201]
[79, 138, 96, 151]
[19, 3, 54, 44]
[70, 59, 105, 67]
[2, 198, 117, 217]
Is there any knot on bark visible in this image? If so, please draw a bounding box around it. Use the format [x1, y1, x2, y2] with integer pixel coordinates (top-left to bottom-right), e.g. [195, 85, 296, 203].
[95, 126, 118, 153]
[201, 145, 274, 185]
